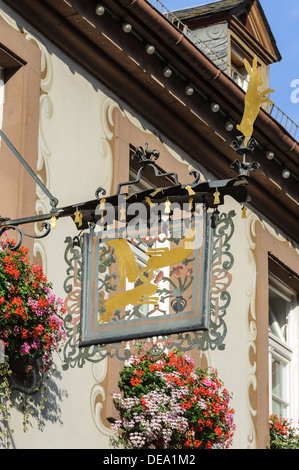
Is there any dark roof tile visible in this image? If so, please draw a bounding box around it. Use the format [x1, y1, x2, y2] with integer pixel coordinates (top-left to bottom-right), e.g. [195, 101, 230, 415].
[172, 0, 249, 20]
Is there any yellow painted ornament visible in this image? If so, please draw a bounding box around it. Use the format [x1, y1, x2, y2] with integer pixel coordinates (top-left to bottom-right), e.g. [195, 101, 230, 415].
[145, 196, 155, 208]
[120, 206, 126, 221]
[74, 209, 83, 227]
[213, 190, 220, 205]
[242, 205, 247, 219]
[150, 188, 163, 197]
[99, 230, 196, 324]
[99, 198, 106, 211]
[189, 197, 193, 211]
[164, 198, 171, 214]
[50, 215, 56, 229]
[185, 185, 195, 196]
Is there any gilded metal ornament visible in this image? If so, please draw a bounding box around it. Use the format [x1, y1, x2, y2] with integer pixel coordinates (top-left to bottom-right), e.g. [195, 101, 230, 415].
[237, 55, 274, 147]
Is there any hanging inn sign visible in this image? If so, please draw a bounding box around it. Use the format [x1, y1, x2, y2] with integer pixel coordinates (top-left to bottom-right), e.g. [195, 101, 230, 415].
[0, 56, 272, 348]
[77, 133, 257, 346]
[0, 138, 254, 347]
[79, 155, 215, 346]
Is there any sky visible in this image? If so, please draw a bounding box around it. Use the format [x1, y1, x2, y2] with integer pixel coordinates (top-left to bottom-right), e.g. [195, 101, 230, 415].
[161, 0, 299, 127]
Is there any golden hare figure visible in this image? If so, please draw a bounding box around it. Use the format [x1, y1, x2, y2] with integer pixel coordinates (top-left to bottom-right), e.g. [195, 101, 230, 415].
[99, 279, 159, 324]
[140, 228, 196, 277]
[100, 230, 196, 324]
[107, 238, 147, 287]
[237, 56, 274, 147]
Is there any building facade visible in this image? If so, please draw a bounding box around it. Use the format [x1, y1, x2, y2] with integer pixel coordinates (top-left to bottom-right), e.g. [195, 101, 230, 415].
[0, 0, 298, 449]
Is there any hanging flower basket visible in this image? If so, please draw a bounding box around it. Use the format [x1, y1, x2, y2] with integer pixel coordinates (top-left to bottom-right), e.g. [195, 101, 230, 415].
[8, 353, 43, 394]
[0, 236, 66, 445]
[269, 415, 299, 449]
[110, 342, 236, 449]
[0, 237, 65, 377]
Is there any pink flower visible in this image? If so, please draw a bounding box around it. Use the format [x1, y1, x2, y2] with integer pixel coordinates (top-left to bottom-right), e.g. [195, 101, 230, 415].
[31, 339, 40, 349]
[183, 355, 195, 365]
[201, 378, 212, 387]
[20, 342, 30, 354]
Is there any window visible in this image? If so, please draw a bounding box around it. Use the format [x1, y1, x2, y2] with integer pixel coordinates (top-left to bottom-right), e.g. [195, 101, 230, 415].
[269, 273, 298, 420]
[230, 46, 249, 92]
[229, 40, 271, 111]
[252, 224, 299, 447]
[0, 19, 41, 224]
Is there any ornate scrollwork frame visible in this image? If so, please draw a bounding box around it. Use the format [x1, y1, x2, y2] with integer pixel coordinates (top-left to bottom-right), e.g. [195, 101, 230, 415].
[62, 210, 235, 369]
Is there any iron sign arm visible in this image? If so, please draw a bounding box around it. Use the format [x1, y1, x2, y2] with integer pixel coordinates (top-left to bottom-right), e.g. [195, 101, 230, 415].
[0, 133, 256, 249]
[0, 129, 59, 210]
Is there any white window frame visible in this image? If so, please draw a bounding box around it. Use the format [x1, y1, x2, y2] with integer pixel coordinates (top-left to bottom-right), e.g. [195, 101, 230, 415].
[231, 67, 249, 92]
[269, 337, 291, 418]
[230, 47, 249, 92]
[268, 273, 299, 422]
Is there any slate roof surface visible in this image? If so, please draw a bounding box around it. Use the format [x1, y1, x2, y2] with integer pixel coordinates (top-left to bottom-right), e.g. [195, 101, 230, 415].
[170, 0, 281, 62]
[171, 0, 249, 20]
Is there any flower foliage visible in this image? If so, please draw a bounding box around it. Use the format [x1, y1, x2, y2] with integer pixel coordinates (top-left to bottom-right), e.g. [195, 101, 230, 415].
[0, 236, 66, 447]
[269, 415, 299, 449]
[110, 342, 236, 449]
[0, 237, 66, 372]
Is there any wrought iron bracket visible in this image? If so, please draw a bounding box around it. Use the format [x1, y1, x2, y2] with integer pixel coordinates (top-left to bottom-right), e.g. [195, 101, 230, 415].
[0, 129, 59, 210]
[0, 138, 255, 250]
[230, 159, 260, 178]
[0, 222, 51, 250]
[131, 143, 160, 165]
[116, 144, 182, 193]
[231, 135, 258, 155]
[230, 135, 260, 178]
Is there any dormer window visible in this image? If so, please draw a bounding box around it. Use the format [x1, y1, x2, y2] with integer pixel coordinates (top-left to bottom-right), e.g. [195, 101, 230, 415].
[230, 46, 249, 91]
[171, 0, 281, 98]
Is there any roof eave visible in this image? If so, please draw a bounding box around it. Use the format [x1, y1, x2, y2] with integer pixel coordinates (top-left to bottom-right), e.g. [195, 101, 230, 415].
[2, 0, 298, 243]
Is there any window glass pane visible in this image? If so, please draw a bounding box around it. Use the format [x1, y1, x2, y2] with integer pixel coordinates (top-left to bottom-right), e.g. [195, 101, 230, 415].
[269, 286, 291, 342]
[272, 398, 287, 418]
[272, 357, 287, 400]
